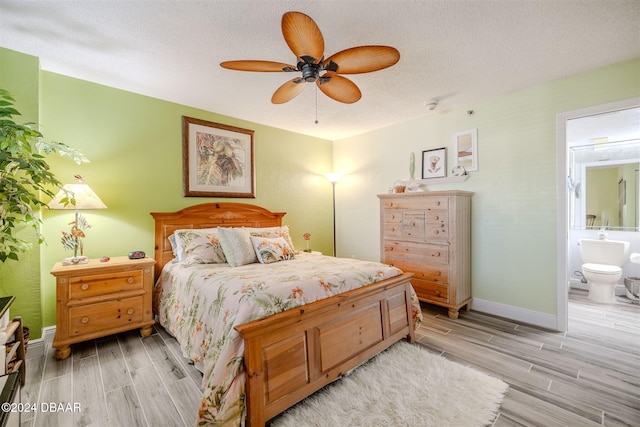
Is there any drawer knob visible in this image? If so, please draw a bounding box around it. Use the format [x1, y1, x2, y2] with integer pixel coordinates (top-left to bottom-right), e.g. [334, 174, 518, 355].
[434, 215, 439, 220]
[433, 252, 440, 257]
[436, 201, 441, 206]
[81, 317, 89, 324]
[127, 308, 134, 315]
[434, 230, 439, 234]
[127, 277, 134, 284]
[81, 283, 89, 291]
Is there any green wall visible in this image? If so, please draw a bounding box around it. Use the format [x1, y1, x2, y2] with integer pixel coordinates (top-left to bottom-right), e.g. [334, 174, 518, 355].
[334, 57, 640, 319]
[38, 73, 334, 327]
[0, 49, 43, 338]
[1, 48, 334, 333]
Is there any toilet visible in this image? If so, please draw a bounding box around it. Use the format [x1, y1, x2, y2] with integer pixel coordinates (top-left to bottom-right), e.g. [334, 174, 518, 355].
[579, 239, 630, 303]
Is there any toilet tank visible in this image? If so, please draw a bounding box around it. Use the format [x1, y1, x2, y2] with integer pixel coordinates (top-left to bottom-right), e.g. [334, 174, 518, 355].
[579, 239, 630, 266]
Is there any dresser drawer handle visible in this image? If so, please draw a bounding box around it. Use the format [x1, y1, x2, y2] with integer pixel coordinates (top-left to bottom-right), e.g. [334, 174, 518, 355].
[432, 252, 440, 257]
[81, 283, 89, 291]
[127, 277, 134, 284]
[434, 230, 439, 235]
[434, 215, 439, 220]
[81, 317, 89, 324]
[435, 201, 441, 206]
[127, 308, 134, 315]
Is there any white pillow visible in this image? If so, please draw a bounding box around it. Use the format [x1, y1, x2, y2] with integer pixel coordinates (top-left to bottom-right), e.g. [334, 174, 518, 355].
[172, 228, 227, 265]
[250, 236, 295, 264]
[217, 227, 257, 267]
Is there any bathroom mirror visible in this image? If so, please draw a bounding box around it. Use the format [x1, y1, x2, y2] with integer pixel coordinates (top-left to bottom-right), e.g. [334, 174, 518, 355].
[570, 139, 639, 231]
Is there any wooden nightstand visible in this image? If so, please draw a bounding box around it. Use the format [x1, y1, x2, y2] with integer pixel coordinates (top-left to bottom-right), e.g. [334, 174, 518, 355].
[50, 256, 155, 360]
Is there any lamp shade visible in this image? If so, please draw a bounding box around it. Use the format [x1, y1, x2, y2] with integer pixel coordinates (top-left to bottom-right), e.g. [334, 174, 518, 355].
[324, 172, 341, 183]
[48, 183, 107, 210]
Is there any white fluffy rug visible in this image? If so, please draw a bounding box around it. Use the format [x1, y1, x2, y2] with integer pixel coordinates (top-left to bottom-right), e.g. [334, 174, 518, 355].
[271, 341, 508, 427]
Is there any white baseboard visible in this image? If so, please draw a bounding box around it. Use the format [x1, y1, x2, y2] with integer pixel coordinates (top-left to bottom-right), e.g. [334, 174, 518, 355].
[470, 298, 559, 331]
[26, 325, 56, 359]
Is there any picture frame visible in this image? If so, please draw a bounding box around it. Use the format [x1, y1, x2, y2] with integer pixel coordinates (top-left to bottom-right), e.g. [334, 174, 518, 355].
[422, 147, 447, 179]
[182, 116, 255, 198]
[454, 128, 478, 172]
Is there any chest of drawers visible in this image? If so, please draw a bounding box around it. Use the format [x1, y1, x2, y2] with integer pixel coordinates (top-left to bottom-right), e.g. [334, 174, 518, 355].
[50, 256, 155, 360]
[379, 191, 473, 318]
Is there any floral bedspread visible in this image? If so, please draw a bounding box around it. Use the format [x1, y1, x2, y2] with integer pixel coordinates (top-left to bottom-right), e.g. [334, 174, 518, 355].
[154, 252, 422, 426]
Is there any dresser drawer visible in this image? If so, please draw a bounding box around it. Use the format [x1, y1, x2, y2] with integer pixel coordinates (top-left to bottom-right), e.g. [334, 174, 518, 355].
[383, 209, 402, 223]
[68, 270, 143, 300]
[383, 241, 448, 265]
[411, 278, 449, 303]
[382, 196, 449, 211]
[402, 211, 426, 241]
[69, 295, 144, 337]
[383, 258, 449, 284]
[383, 222, 403, 238]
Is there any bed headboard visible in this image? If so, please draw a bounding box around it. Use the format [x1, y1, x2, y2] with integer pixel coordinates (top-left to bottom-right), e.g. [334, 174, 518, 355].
[150, 203, 286, 280]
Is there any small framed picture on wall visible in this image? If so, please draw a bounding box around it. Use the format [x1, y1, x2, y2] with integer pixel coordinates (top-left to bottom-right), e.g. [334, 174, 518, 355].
[422, 147, 447, 179]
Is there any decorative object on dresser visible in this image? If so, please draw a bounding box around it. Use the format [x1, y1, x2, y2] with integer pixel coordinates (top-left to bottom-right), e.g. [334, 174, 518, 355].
[49, 256, 155, 360]
[182, 116, 255, 198]
[379, 190, 473, 318]
[47, 175, 107, 265]
[0, 297, 26, 385]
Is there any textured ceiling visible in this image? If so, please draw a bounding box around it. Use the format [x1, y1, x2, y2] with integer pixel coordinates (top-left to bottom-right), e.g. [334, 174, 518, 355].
[1, 0, 639, 140]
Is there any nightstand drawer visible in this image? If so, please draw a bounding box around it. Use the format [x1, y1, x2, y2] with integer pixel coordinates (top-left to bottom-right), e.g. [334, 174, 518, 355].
[69, 295, 144, 337]
[68, 270, 143, 299]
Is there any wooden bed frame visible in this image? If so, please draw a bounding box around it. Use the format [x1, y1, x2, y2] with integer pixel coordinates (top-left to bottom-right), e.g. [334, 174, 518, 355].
[151, 202, 415, 426]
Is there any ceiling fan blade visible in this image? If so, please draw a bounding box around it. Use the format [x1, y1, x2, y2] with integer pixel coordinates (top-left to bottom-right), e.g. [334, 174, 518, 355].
[220, 60, 296, 72]
[324, 46, 400, 74]
[317, 73, 361, 104]
[271, 79, 307, 104]
[282, 11, 324, 63]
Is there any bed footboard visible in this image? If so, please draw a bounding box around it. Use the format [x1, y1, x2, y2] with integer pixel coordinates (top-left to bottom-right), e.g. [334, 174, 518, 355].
[235, 272, 415, 426]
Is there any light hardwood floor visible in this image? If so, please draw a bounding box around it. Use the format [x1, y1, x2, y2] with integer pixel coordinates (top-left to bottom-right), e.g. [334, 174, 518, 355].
[20, 289, 639, 426]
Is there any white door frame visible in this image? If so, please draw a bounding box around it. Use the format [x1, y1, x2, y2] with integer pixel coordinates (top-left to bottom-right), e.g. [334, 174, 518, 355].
[556, 97, 640, 331]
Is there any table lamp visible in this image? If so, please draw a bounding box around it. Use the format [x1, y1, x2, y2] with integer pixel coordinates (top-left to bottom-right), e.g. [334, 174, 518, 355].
[47, 175, 107, 265]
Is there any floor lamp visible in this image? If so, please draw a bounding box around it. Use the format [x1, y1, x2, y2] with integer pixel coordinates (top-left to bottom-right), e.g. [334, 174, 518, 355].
[325, 173, 340, 257]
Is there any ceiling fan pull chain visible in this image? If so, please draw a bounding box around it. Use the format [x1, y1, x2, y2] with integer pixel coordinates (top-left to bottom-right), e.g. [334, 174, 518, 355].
[315, 86, 319, 124]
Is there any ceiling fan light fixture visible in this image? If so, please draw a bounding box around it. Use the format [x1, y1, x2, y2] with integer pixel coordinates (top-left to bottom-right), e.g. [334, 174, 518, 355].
[220, 11, 400, 104]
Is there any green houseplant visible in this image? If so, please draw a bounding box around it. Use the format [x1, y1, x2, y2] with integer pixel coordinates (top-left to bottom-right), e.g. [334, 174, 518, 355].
[0, 88, 88, 262]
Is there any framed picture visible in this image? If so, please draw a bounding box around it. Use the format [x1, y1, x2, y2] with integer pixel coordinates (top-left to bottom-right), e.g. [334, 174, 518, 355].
[454, 128, 478, 171]
[182, 116, 255, 198]
[422, 147, 447, 179]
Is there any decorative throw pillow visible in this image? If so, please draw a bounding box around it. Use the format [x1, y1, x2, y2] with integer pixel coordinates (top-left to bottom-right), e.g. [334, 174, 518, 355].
[217, 227, 257, 267]
[250, 236, 295, 264]
[247, 225, 295, 251]
[172, 229, 227, 265]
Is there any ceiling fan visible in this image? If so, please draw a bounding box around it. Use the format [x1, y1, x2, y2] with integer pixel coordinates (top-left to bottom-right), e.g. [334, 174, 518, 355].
[220, 11, 400, 104]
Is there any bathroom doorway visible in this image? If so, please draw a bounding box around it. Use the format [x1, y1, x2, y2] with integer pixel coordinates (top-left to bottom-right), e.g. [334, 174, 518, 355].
[557, 98, 640, 331]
